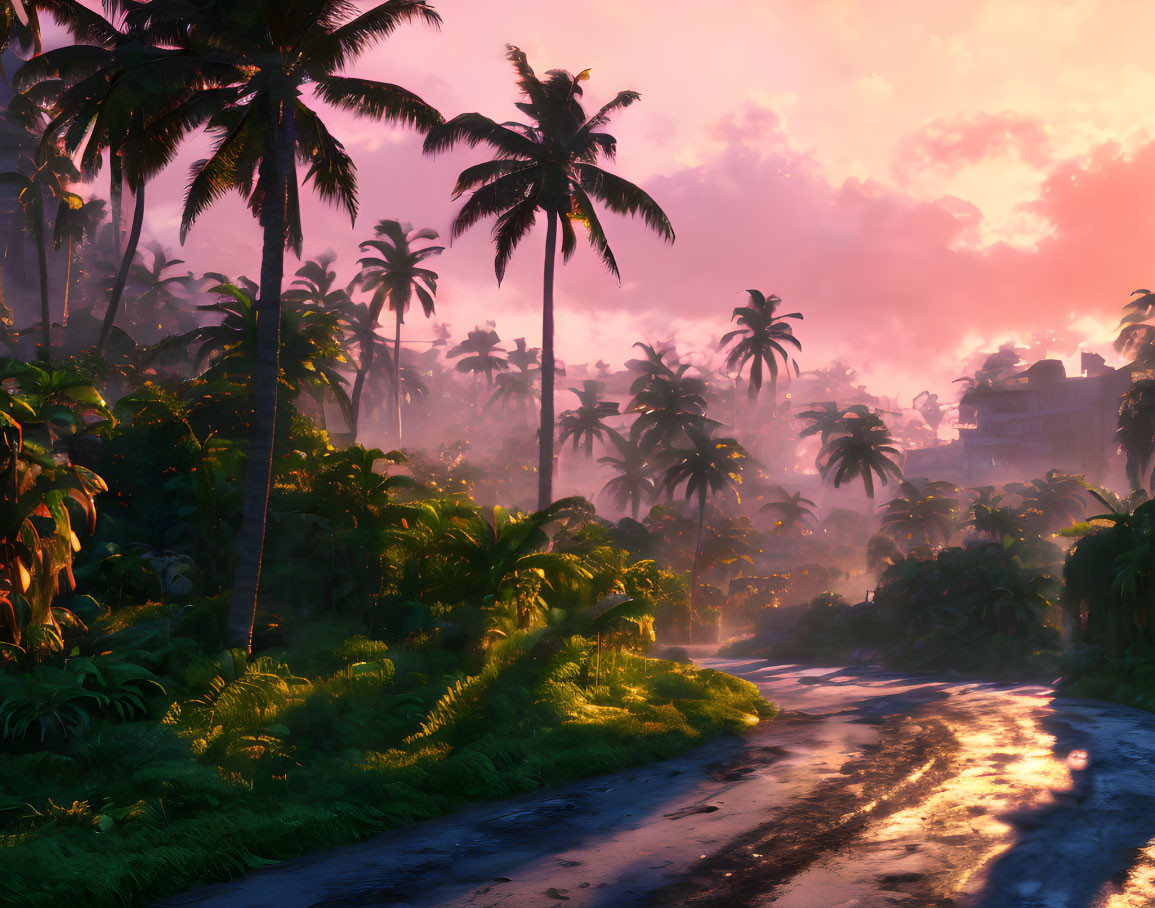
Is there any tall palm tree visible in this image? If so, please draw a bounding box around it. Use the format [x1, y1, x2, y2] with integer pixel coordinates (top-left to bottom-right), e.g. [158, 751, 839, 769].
[52, 194, 104, 329]
[14, 2, 199, 354]
[424, 45, 674, 510]
[598, 433, 656, 521]
[339, 298, 393, 432]
[448, 325, 507, 415]
[659, 425, 749, 626]
[558, 380, 619, 459]
[719, 290, 802, 407]
[0, 145, 79, 354]
[129, 0, 443, 650]
[355, 219, 442, 442]
[819, 410, 904, 505]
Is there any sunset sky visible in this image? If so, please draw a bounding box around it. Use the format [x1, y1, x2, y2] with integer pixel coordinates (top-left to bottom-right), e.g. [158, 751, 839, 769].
[76, 0, 1155, 416]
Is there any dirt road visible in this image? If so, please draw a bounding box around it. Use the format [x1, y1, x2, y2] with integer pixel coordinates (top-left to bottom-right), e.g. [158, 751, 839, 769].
[160, 657, 1155, 907]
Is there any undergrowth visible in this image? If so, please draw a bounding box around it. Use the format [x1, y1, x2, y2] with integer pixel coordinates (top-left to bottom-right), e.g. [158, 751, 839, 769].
[0, 633, 772, 907]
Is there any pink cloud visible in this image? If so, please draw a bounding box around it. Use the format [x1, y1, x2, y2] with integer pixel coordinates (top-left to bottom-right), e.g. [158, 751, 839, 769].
[892, 112, 1052, 183]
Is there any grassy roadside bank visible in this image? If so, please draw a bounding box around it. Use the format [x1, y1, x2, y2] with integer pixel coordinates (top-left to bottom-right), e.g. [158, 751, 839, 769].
[0, 634, 773, 907]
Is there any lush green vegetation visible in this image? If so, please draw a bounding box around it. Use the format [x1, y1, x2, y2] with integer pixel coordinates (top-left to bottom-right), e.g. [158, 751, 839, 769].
[8, 1, 1155, 904]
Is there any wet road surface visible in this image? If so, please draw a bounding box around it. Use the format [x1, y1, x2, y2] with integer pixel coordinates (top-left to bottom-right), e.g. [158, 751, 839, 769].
[159, 657, 1155, 907]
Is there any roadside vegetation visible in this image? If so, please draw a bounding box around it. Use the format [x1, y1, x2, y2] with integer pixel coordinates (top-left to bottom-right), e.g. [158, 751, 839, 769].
[4, 1, 1155, 905]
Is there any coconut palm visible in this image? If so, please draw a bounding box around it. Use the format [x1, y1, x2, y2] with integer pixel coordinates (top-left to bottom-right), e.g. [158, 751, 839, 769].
[1118, 379, 1155, 494]
[283, 253, 352, 312]
[659, 425, 749, 620]
[488, 370, 537, 424]
[879, 478, 959, 549]
[819, 410, 904, 504]
[339, 299, 393, 430]
[963, 486, 1024, 541]
[424, 45, 674, 510]
[129, 243, 196, 332]
[448, 326, 508, 415]
[760, 487, 818, 536]
[599, 432, 656, 521]
[719, 290, 802, 406]
[507, 336, 540, 374]
[355, 219, 443, 442]
[558, 380, 619, 459]
[120, 0, 442, 649]
[14, 2, 206, 353]
[1005, 469, 1088, 535]
[51, 194, 104, 329]
[626, 348, 713, 454]
[0, 146, 79, 354]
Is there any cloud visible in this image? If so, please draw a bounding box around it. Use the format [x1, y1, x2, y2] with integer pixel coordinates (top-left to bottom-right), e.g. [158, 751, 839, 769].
[892, 112, 1052, 183]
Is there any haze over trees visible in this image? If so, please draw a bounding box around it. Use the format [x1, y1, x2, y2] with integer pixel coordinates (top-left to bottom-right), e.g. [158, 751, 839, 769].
[0, 2, 1153, 905]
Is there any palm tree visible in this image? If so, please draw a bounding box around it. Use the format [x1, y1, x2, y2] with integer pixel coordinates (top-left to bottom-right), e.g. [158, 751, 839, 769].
[283, 253, 352, 311]
[507, 336, 540, 374]
[626, 346, 713, 454]
[761, 487, 818, 536]
[660, 425, 749, 625]
[558, 380, 619, 459]
[879, 479, 959, 549]
[1118, 379, 1155, 494]
[0, 146, 79, 354]
[51, 194, 104, 329]
[127, 0, 442, 650]
[819, 410, 904, 505]
[0, 0, 109, 64]
[355, 219, 443, 443]
[194, 282, 350, 419]
[15, 2, 201, 354]
[599, 432, 655, 521]
[129, 243, 196, 332]
[719, 290, 802, 407]
[488, 370, 537, 428]
[448, 326, 507, 414]
[1005, 469, 1088, 535]
[339, 299, 393, 433]
[424, 45, 675, 510]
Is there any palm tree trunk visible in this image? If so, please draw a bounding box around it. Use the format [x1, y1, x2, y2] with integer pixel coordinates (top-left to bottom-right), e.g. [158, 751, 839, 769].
[349, 334, 373, 439]
[394, 308, 403, 445]
[110, 152, 123, 255]
[62, 234, 72, 328]
[689, 488, 706, 644]
[226, 100, 294, 651]
[98, 182, 145, 354]
[31, 201, 49, 359]
[537, 209, 558, 512]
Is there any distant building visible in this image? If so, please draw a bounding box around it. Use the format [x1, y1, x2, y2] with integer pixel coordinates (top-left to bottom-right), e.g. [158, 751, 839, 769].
[904, 357, 1130, 485]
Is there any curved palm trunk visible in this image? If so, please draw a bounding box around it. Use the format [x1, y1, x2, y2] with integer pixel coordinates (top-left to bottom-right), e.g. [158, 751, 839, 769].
[537, 210, 558, 512]
[226, 102, 294, 651]
[31, 200, 49, 358]
[62, 234, 72, 328]
[110, 153, 123, 255]
[349, 340, 372, 439]
[393, 308, 403, 445]
[97, 182, 145, 354]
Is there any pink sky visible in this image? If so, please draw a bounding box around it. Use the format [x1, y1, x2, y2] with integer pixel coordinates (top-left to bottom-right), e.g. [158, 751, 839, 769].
[92, 0, 1155, 413]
